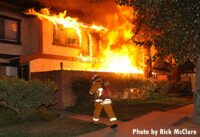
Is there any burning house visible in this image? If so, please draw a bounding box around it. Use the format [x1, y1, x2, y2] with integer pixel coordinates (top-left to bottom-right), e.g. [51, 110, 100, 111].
[23, 2, 144, 74]
[0, 0, 176, 108]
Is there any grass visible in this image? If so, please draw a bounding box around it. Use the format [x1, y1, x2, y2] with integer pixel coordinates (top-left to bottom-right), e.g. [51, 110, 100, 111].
[0, 96, 193, 137]
[0, 105, 60, 127]
[67, 97, 193, 121]
[0, 116, 106, 137]
[0, 105, 106, 137]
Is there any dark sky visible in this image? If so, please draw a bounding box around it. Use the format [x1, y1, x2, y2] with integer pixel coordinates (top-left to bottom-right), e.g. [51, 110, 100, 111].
[4, 0, 42, 9]
[3, 0, 122, 28]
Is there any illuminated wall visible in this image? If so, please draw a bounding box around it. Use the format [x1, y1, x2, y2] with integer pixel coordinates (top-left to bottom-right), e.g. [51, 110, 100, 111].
[30, 58, 92, 72]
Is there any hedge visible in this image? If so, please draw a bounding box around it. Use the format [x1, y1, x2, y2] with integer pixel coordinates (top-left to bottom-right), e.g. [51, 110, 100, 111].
[0, 77, 57, 118]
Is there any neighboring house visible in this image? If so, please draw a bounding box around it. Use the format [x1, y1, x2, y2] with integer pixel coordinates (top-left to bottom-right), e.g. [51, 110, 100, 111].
[0, 2, 32, 79]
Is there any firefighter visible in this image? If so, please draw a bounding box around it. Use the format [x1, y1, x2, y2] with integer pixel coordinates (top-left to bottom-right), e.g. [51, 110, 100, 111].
[89, 74, 118, 128]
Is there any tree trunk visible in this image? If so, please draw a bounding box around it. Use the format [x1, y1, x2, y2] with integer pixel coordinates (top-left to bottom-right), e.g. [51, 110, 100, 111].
[194, 56, 200, 125]
[143, 45, 152, 78]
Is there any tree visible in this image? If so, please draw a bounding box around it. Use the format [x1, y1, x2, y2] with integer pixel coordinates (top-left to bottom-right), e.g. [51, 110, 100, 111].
[117, 0, 200, 124]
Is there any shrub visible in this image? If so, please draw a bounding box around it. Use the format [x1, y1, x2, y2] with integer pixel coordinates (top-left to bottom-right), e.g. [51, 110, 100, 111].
[70, 78, 93, 105]
[172, 81, 192, 97]
[154, 81, 173, 95]
[71, 77, 157, 102]
[71, 77, 194, 103]
[0, 77, 57, 118]
[111, 78, 157, 99]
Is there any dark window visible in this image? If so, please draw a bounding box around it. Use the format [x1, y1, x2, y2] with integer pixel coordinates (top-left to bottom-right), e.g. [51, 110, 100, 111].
[53, 25, 80, 48]
[0, 15, 21, 45]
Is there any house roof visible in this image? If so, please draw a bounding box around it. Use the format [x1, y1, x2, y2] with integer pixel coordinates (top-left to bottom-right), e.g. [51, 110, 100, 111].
[0, 1, 38, 18]
[0, 1, 22, 13]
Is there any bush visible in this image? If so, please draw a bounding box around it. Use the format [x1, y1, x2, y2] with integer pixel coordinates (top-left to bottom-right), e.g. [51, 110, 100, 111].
[152, 81, 192, 97]
[69, 76, 193, 117]
[70, 78, 93, 106]
[155, 81, 173, 95]
[0, 77, 57, 118]
[0, 104, 60, 127]
[110, 78, 156, 99]
[71, 77, 193, 103]
[71, 77, 157, 102]
[172, 81, 192, 97]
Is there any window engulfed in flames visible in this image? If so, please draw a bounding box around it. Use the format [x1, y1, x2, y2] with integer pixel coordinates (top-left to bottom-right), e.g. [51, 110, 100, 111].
[26, 6, 144, 74]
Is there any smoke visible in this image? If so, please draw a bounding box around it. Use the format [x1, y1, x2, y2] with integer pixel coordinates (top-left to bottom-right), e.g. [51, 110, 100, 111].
[35, 0, 135, 50]
[36, 0, 132, 28]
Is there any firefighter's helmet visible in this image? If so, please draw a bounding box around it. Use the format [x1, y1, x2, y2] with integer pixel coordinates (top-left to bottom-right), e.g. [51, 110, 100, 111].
[91, 74, 102, 83]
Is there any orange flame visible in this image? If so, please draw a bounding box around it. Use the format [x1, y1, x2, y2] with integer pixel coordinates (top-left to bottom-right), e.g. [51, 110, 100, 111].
[25, 8, 107, 31]
[93, 6, 144, 74]
[96, 46, 143, 73]
[25, 7, 144, 74]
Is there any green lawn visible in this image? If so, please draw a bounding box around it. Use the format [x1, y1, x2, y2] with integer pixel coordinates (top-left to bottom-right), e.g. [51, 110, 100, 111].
[0, 106, 106, 137]
[0, 116, 106, 137]
[0, 97, 192, 137]
[0, 105, 60, 127]
[67, 97, 193, 121]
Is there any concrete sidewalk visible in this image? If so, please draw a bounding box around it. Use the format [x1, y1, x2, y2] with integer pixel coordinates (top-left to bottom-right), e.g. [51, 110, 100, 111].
[79, 104, 200, 137]
[57, 110, 123, 126]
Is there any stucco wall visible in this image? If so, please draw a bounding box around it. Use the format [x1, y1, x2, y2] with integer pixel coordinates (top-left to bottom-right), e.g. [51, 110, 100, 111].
[29, 58, 93, 72]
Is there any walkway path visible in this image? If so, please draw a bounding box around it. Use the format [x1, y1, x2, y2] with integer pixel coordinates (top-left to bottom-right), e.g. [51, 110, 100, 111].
[56, 110, 123, 126]
[79, 104, 200, 137]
